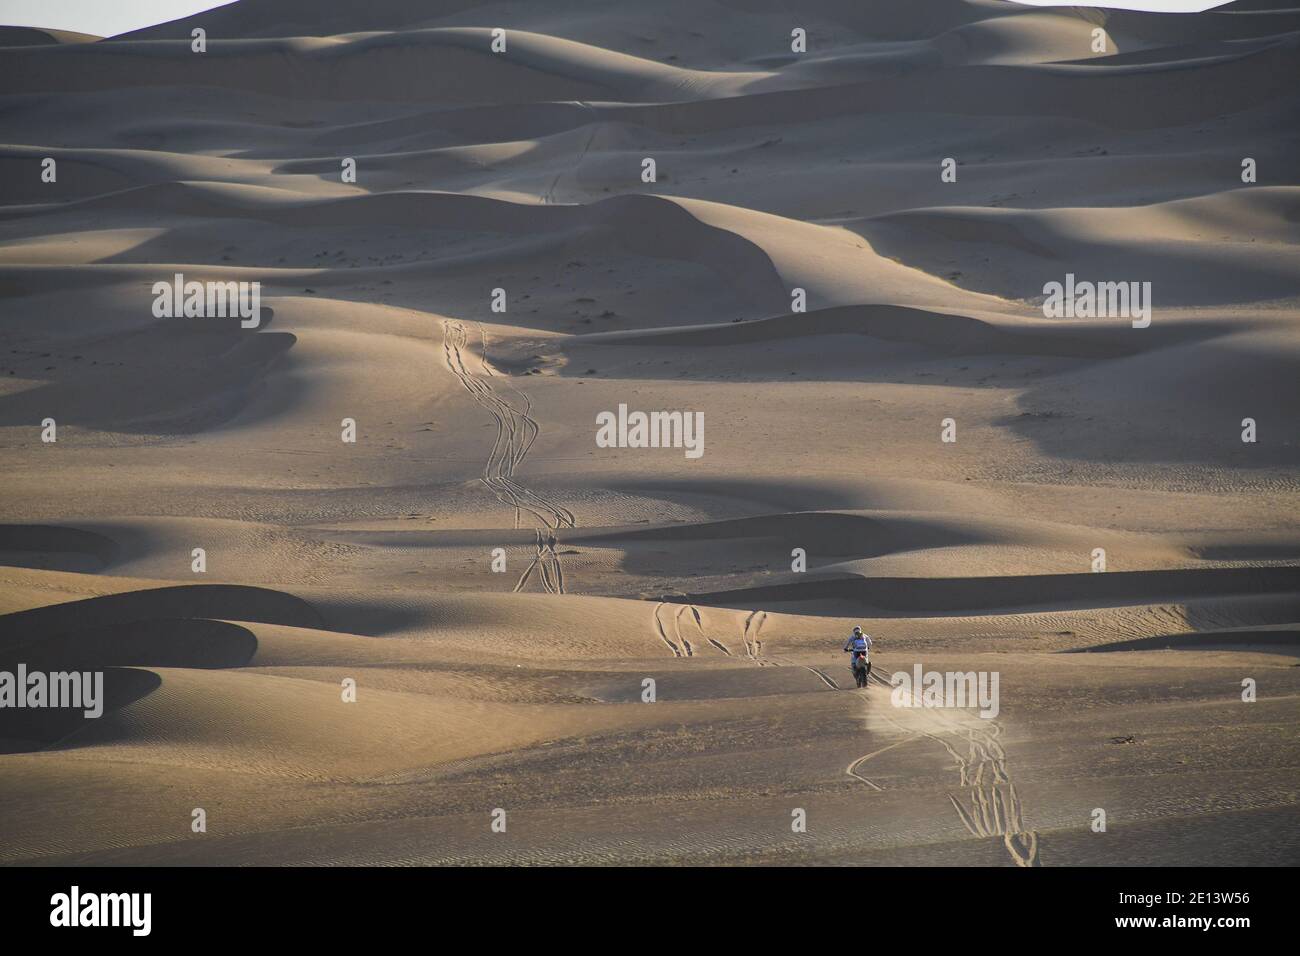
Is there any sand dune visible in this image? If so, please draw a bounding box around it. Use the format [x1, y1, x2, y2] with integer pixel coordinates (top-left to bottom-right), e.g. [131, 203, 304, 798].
[1, 0, 1297, 866]
[0, 26, 100, 46]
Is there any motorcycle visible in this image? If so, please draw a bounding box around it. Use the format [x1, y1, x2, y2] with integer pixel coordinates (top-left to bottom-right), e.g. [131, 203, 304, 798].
[850, 650, 870, 688]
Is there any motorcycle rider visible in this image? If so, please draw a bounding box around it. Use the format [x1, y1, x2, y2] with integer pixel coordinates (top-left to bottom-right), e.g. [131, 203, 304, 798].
[843, 625, 872, 680]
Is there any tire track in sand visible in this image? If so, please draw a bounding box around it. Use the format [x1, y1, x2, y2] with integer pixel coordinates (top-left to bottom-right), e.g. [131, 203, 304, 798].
[739, 610, 777, 666]
[672, 605, 694, 657]
[678, 604, 718, 657]
[515, 529, 566, 594]
[739, 609, 835, 688]
[542, 102, 600, 204]
[653, 602, 684, 657]
[651, 603, 738, 658]
[442, 319, 573, 593]
[847, 671, 1039, 867]
[805, 666, 839, 689]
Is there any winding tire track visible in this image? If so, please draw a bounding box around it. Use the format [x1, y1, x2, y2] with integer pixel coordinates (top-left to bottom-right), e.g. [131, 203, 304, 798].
[543, 102, 600, 204]
[742, 611, 839, 687]
[845, 734, 921, 791]
[740, 610, 776, 665]
[443, 319, 573, 593]
[683, 603, 730, 656]
[672, 605, 694, 657]
[651, 603, 749, 659]
[849, 676, 1039, 867]
[653, 602, 682, 657]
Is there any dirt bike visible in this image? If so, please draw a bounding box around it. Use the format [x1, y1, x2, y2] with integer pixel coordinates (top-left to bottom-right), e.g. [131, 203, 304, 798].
[850, 651, 870, 688]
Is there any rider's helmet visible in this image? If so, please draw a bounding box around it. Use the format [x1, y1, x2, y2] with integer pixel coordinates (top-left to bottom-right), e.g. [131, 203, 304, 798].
[852, 626, 863, 636]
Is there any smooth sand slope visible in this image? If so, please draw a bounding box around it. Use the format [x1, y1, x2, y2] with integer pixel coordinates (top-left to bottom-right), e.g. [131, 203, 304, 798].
[1, 0, 1297, 866]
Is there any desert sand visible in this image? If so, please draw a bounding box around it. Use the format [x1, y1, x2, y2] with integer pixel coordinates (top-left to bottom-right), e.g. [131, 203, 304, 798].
[0, 0, 1298, 866]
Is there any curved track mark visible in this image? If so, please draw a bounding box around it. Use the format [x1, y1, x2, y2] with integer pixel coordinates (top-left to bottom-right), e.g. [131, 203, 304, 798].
[443, 319, 574, 593]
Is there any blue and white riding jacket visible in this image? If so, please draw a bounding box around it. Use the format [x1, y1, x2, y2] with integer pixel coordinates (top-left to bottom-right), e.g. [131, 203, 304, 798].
[844, 633, 872, 659]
